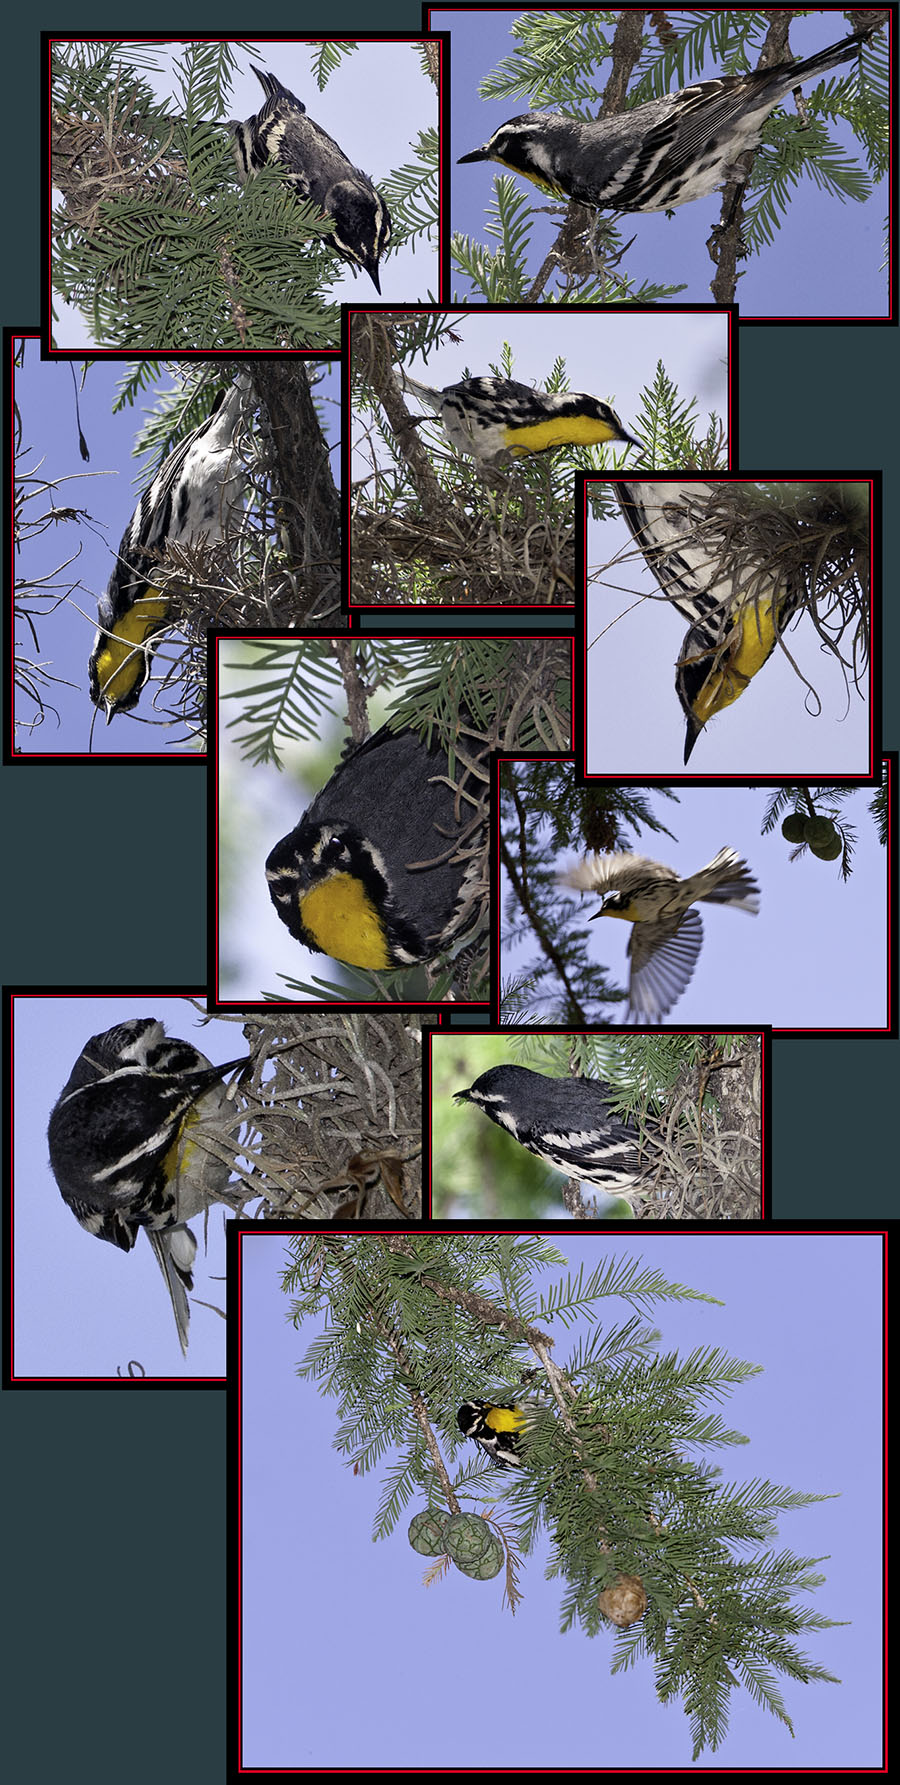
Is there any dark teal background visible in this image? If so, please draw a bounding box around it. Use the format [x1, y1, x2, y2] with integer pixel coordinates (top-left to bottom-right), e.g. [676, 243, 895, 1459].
[2, 9, 895, 1780]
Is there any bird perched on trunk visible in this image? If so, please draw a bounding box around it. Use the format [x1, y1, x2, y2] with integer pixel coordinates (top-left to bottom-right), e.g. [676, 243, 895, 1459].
[89, 375, 251, 724]
[48, 1017, 249, 1353]
[615, 481, 803, 763]
[458, 25, 880, 220]
[561, 847, 760, 1020]
[397, 371, 641, 468]
[229, 67, 392, 292]
[454, 1063, 648, 1198]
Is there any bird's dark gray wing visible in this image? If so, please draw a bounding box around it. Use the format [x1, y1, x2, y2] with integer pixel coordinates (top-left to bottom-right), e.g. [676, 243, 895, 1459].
[628, 907, 703, 1020]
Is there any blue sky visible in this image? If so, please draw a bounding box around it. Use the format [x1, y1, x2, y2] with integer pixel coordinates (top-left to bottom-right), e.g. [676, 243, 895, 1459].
[501, 778, 888, 1029]
[439, 6, 888, 320]
[585, 480, 872, 776]
[13, 344, 340, 757]
[52, 36, 437, 348]
[239, 1229, 883, 1769]
[13, 994, 249, 1379]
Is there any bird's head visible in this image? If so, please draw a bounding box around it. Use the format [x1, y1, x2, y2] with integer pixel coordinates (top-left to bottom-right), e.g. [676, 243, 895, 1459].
[594, 893, 638, 922]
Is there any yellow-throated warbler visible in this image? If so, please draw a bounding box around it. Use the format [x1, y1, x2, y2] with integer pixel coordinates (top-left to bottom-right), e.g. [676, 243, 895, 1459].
[265, 689, 489, 972]
[398, 371, 641, 467]
[48, 1018, 248, 1353]
[89, 376, 250, 723]
[229, 67, 392, 292]
[561, 847, 760, 1021]
[615, 481, 803, 763]
[458, 25, 879, 217]
[454, 1063, 647, 1198]
[457, 1399, 528, 1469]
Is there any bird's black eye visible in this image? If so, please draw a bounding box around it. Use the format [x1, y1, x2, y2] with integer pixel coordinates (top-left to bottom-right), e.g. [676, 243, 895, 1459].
[321, 834, 351, 868]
